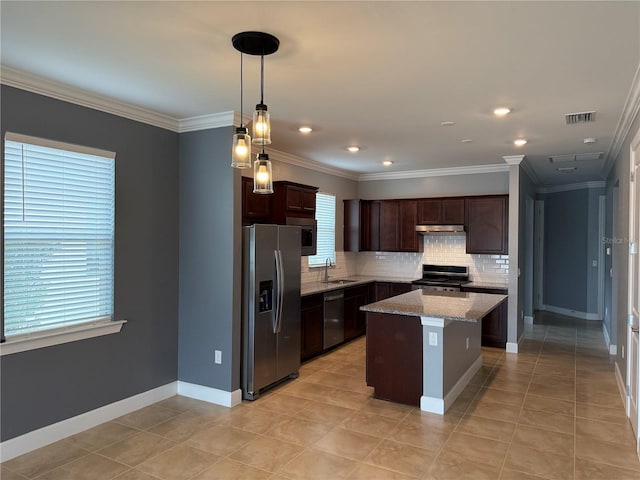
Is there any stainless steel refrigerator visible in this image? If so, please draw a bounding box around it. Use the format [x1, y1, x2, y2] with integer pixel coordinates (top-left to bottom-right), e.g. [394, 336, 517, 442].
[242, 224, 301, 400]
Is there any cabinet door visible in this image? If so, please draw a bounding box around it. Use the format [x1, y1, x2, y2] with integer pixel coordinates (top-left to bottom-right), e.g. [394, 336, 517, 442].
[417, 199, 442, 224]
[243, 177, 270, 223]
[481, 301, 507, 348]
[461, 287, 507, 348]
[369, 201, 381, 252]
[286, 185, 305, 212]
[374, 282, 392, 301]
[344, 285, 369, 341]
[442, 198, 465, 224]
[344, 199, 361, 252]
[379, 201, 399, 251]
[399, 200, 422, 252]
[300, 295, 324, 361]
[390, 283, 412, 297]
[465, 196, 508, 254]
[302, 189, 316, 213]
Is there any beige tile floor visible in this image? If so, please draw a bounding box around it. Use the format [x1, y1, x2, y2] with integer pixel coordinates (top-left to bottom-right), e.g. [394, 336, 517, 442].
[3, 311, 640, 479]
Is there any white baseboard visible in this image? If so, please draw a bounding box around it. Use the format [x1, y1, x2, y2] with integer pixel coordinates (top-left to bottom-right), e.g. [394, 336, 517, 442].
[602, 324, 618, 355]
[177, 381, 242, 408]
[615, 361, 628, 411]
[506, 342, 518, 353]
[0, 382, 178, 462]
[540, 304, 602, 321]
[524, 315, 534, 325]
[420, 355, 482, 415]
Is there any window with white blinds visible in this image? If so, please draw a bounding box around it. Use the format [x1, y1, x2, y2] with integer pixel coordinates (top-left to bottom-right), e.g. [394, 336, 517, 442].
[3, 133, 115, 338]
[308, 192, 336, 267]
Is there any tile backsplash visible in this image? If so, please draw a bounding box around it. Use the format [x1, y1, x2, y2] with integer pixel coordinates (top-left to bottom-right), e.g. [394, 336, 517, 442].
[302, 235, 509, 285]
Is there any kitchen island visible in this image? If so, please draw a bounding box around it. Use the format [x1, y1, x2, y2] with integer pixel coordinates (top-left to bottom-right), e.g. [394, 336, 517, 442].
[361, 289, 507, 414]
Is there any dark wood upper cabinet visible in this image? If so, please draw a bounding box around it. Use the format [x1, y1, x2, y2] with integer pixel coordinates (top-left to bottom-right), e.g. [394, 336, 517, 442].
[344, 194, 505, 254]
[269, 181, 318, 223]
[242, 176, 271, 224]
[417, 199, 442, 224]
[379, 200, 399, 252]
[442, 198, 465, 224]
[399, 200, 422, 252]
[465, 195, 508, 254]
[417, 197, 464, 225]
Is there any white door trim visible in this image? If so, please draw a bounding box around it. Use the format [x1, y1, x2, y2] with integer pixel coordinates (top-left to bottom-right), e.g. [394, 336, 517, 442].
[598, 195, 606, 320]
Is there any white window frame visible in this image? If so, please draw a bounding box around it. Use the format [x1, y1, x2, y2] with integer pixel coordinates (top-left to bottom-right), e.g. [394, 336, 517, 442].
[1, 133, 125, 356]
[309, 192, 336, 267]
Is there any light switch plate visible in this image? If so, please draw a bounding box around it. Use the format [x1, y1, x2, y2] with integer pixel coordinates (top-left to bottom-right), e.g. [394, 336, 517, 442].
[428, 332, 438, 346]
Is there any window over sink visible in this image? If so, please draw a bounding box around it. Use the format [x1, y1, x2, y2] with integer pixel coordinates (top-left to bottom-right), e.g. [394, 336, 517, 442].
[308, 192, 335, 267]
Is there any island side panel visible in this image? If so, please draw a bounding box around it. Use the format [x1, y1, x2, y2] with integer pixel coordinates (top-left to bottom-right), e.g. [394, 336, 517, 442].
[442, 319, 482, 396]
[365, 312, 423, 406]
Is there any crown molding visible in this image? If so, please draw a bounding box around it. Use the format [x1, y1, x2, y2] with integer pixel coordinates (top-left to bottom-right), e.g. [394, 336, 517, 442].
[602, 62, 640, 178]
[178, 112, 235, 133]
[503, 155, 525, 165]
[536, 180, 606, 194]
[1, 65, 180, 131]
[266, 148, 360, 181]
[358, 163, 509, 181]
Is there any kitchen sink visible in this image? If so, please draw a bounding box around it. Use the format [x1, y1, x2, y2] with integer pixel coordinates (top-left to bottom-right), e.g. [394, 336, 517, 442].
[326, 279, 357, 285]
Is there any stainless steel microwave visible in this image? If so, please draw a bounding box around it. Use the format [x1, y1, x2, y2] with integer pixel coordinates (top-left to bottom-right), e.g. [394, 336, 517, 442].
[285, 217, 317, 256]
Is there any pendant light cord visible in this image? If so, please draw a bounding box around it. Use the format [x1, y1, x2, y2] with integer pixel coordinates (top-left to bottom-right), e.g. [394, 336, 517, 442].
[239, 52, 244, 128]
[260, 54, 264, 104]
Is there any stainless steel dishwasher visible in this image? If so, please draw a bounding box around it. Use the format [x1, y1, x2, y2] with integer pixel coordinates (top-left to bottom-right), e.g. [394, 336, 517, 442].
[323, 290, 344, 349]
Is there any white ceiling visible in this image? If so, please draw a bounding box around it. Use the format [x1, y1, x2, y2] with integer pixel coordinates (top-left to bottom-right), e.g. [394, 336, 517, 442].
[2, 1, 639, 185]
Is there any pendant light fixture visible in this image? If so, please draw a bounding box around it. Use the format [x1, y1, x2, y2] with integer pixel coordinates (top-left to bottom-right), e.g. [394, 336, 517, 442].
[231, 51, 251, 168]
[232, 31, 279, 194]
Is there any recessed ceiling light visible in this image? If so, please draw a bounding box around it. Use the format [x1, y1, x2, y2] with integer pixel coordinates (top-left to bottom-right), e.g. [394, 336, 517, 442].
[346, 146, 360, 153]
[298, 126, 312, 134]
[461, 139, 473, 143]
[382, 160, 394, 167]
[494, 107, 511, 116]
[440, 121, 455, 127]
[583, 137, 597, 144]
[513, 138, 527, 146]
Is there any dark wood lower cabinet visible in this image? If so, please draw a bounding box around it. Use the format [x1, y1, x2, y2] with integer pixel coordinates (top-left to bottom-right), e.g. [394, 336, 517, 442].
[374, 281, 412, 301]
[301, 294, 324, 361]
[366, 312, 423, 406]
[344, 285, 368, 341]
[461, 287, 508, 348]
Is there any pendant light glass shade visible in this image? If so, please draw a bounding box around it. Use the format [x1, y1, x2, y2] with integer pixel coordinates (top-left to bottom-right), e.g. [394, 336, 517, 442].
[253, 153, 273, 194]
[231, 127, 252, 168]
[252, 104, 271, 144]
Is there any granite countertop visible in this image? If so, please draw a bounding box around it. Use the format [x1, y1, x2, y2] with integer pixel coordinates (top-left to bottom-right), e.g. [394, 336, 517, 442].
[463, 281, 509, 291]
[301, 275, 416, 297]
[360, 289, 507, 322]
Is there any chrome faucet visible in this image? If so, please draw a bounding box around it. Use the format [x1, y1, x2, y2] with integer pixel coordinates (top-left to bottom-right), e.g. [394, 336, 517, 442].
[324, 257, 335, 283]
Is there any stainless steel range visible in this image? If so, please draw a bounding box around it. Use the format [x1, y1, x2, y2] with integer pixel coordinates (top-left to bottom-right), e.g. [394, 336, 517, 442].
[411, 264, 470, 292]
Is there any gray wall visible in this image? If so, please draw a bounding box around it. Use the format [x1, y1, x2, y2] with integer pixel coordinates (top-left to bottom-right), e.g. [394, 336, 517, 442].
[178, 128, 242, 392]
[357, 171, 509, 200]
[0, 86, 179, 441]
[543, 189, 590, 312]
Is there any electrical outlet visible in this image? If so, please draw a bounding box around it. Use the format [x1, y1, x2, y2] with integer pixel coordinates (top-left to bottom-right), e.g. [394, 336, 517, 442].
[428, 332, 438, 347]
[215, 350, 222, 364]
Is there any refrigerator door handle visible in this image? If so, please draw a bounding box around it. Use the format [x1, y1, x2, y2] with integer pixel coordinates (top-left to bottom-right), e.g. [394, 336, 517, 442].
[275, 250, 285, 333]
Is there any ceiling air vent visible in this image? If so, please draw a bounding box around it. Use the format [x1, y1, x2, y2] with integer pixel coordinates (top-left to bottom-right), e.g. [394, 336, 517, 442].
[565, 111, 596, 125]
[548, 152, 602, 163]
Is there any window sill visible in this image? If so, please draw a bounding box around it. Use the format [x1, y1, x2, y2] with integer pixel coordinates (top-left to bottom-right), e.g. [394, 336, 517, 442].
[0, 319, 127, 356]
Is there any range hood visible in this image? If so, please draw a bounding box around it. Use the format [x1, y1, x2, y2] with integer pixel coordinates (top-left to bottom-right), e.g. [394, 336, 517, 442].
[416, 225, 465, 234]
